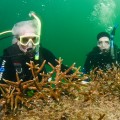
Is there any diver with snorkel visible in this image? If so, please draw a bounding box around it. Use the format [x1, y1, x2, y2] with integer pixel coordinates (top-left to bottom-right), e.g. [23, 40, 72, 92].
[0, 11, 72, 82]
[83, 24, 120, 83]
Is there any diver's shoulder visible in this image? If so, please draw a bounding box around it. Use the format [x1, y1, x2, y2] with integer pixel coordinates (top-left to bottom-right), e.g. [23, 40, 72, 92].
[4, 43, 18, 50]
[3, 44, 20, 55]
[40, 46, 52, 53]
[87, 47, 99, 56]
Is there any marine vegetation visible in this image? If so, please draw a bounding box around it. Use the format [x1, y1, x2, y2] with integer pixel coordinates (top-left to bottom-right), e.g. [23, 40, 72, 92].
[0, 58, 120, 120]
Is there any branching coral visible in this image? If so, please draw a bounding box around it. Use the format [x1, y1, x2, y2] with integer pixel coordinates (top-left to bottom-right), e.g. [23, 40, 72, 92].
[0, 58, 120, 119]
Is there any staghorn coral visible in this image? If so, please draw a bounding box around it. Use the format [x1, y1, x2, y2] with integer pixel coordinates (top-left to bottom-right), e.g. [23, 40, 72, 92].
[0, 58, 120, 119]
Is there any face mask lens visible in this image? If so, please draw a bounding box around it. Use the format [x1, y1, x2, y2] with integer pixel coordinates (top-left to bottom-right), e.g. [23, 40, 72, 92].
[20, 35, 39, 46]
[21, 37, 29, 45]
[32, 37, 39, 45]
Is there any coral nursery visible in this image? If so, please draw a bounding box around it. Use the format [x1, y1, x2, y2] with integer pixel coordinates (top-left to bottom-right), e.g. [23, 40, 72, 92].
[0, 58, 120, 120]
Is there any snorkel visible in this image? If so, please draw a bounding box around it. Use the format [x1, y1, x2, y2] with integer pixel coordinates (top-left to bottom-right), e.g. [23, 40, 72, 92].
[110, 24, 118, 60]
[29, 11, 41, 60]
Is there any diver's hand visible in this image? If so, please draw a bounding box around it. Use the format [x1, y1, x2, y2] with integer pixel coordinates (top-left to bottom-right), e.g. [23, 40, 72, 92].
[81, 78, 91, 84]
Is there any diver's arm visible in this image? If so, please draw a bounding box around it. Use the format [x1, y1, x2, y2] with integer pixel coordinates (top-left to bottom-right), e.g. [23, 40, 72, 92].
[0, 49, 16, 82]
[83, 54, 92, 74]
[0, 50, 8, 82]
[41, 47, 73, 74]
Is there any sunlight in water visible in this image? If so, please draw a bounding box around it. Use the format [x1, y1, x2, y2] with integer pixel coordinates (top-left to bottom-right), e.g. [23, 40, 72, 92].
[90, 0, 116, 32]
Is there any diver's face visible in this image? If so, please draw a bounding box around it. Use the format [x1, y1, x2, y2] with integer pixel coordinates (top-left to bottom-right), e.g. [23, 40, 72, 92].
[17, 35, 40, 53]
[97, 37, 110, 53]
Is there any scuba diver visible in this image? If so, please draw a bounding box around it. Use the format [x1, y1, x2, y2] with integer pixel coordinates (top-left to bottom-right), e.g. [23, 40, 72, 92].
[0, 11, 72, 83]
[83, 31, 120, 75]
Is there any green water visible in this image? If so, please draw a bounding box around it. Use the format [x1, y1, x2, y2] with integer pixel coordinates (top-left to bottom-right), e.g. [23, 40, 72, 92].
[0, 0, 120, 68]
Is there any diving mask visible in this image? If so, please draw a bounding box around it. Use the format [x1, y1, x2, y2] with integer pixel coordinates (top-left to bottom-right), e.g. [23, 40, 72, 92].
[19, 35, 40, 46]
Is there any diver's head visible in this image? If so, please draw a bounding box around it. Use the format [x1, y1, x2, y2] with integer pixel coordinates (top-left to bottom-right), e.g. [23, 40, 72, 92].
[97, 32, 110, 53]
[12, 20, 40, 53]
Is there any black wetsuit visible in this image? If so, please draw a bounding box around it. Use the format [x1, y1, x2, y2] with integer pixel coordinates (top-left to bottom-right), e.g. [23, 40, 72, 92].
[0, 43, 70, 82]
[83, 46, 120, 74]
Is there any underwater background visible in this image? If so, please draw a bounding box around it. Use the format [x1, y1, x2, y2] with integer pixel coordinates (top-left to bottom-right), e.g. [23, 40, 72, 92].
[0, 0, 120, 68]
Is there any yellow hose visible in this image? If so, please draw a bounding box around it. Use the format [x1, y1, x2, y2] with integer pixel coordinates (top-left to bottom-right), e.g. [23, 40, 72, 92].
[0, 30, 12, 36]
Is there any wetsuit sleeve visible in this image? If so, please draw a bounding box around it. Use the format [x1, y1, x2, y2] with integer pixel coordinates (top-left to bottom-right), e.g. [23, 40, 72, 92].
[0, 49, 16, 82]
[0, 49, 9, 82]
[83, 54, 92, 74]
[41, 47, 73, 74]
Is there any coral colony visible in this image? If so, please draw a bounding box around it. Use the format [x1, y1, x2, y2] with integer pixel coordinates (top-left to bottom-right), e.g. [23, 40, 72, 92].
[0, 58, 120, 119]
